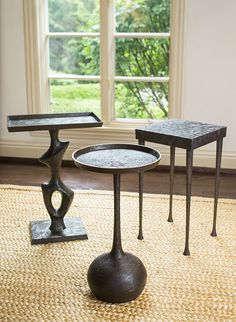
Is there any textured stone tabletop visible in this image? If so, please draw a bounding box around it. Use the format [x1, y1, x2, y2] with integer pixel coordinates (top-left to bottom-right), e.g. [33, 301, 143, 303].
[141, 119, 225, 139]
[7, 112, 102, 132]
[77, 149, 158, 169]
[136, 119, 227, 149]
[73, 144, 161, 174]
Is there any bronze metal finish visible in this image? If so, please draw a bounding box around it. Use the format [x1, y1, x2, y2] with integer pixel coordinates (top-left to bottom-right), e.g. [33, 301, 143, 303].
[7, 112, 103, 244]
[136, 119, 227, 255]
[73, 143, 161, 303]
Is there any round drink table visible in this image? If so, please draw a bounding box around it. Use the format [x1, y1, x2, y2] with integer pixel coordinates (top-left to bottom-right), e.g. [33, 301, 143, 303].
[72, 144, 161, 303]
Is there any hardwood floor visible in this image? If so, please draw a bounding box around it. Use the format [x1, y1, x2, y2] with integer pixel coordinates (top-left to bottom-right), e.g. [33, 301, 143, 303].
[0, 160, 235, 199]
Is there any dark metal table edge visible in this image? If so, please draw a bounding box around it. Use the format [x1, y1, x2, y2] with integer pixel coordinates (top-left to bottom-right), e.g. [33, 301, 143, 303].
[7, 112, 103, 244]
[72, 143, 159, 303]
[192, 127, 227, 149]
[135, 122, 227, 256]
[135, 129, 193, 149]
[7, 112, 103, 132]
[135, 126, 227, 150]
[72, 143, 161, 174]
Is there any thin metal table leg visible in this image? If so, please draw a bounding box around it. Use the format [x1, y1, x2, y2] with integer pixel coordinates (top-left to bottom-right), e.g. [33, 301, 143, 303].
[183, 149, 193, 256]
[138, 139, 145, 240]
[138, 172, 144, 240]
[87, 172, 147, 303]
[168, 145, 175, 222]
[211, 138, 223, 237]
[111, 173, 124, 256]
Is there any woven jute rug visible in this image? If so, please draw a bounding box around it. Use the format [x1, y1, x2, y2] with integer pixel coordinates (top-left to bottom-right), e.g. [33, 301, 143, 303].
[0, 184, 235, 322]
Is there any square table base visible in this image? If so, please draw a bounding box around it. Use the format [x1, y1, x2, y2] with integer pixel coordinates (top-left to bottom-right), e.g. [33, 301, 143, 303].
[30, 217, 88, 244]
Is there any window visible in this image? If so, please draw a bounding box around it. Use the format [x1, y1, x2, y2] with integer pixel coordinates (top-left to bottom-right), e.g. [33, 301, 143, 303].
[48, 0, 100, 118]
[23, 0, 185, 136]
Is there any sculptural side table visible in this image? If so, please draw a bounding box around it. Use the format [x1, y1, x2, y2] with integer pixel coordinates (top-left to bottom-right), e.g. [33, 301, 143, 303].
[73, 144, 161, 303]
[136, 119, 227, 256]
[7, 112, 102, 244]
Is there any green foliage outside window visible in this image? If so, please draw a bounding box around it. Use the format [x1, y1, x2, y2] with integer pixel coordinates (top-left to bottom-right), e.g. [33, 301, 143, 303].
[48, 0, 170, 119]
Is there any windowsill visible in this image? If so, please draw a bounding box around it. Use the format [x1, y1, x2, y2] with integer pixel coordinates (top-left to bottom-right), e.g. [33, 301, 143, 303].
[108, 118, 165, 127]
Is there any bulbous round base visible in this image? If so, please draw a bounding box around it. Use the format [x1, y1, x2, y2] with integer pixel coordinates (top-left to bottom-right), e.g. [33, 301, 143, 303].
[87, 251, 147, 303]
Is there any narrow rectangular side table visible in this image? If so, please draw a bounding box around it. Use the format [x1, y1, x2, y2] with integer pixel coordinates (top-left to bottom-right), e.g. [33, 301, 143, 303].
[136, 119, 227, 255]
[7, 112, 103, 244]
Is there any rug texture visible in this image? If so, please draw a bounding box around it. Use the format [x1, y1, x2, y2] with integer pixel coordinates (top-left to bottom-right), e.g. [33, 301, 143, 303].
[0, 184, 235, 322]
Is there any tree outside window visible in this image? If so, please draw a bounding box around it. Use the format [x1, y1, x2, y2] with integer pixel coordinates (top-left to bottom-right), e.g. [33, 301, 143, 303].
[48, 0, 170, 121]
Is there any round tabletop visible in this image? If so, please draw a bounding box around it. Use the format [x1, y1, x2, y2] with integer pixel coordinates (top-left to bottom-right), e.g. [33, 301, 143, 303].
[72, 144, 161, 174]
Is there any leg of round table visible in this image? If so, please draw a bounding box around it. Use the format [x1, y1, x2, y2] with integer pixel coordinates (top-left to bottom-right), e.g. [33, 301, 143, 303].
[87, 173, 147, 303]
[138, 172, 144, 240]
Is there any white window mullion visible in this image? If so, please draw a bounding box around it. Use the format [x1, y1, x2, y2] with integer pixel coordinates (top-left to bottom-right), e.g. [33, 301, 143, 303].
[49, 75, 100, 81]
[114, 32, 170, 39]
[115, 76, 169, 83]
[100, 0, 115, 125]
[47, 32, 100, 38]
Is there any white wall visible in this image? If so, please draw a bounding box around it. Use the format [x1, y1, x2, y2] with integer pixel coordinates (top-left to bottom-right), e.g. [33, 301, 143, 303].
[0, 0, 50, 159]
[0, 0, 236, 168]
[182, 0, 236, 156]
[0, 0, 28, 138]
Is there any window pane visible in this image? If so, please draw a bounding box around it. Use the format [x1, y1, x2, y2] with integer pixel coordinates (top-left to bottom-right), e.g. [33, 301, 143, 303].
[49, 38, 99, 76]
[115, 0, 170, 33]
[48, 0, 99, 32]
[49, 80, 100, 117]
[116, 38, 169, 77]
[115, 82, 168, 119]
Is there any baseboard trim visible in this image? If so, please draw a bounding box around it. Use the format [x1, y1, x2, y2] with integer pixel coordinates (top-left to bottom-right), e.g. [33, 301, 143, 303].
[0, 139, 236, 170]
[1, 156, 236, 175]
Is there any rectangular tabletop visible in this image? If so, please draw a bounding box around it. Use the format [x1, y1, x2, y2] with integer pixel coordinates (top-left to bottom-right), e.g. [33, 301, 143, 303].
[7, 112, 103, 132]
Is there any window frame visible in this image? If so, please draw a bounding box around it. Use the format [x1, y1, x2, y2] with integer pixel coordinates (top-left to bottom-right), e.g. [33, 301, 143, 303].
[23, 0, 185, 142]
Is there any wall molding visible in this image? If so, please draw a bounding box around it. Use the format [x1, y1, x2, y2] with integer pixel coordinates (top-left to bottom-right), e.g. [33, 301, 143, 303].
[1, 138, 235, 169]
[169, 0, 186, 118]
